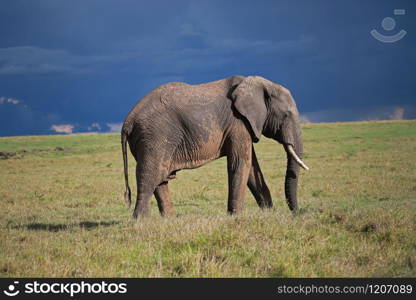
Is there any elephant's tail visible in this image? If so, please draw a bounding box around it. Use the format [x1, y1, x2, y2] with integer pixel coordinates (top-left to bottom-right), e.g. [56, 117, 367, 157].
[121, 129, 131, 208]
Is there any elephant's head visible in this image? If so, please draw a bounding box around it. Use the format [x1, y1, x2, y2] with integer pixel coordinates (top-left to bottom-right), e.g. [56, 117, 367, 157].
[231, 76, 309, 212]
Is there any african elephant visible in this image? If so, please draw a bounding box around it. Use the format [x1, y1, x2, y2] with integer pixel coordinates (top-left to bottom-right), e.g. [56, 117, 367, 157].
[121, 75, 309, 219]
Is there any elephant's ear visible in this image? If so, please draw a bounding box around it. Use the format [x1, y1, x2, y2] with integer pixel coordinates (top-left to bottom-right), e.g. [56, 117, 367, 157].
[231, 77, 268, 142]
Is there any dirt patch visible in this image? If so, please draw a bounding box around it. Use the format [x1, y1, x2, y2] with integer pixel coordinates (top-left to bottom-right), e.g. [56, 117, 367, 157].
[0, 152, 19, 159]
[0, 147, 71, 159]
[360, 222, 378, 233]
[55, 146, 70, 151]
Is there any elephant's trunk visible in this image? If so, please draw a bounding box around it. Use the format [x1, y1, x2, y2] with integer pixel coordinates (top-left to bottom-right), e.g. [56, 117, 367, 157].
[283, 124, 306, 213]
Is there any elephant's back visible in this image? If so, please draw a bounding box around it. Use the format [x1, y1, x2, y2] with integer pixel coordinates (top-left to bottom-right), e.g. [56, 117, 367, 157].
[135, 78, 229, 111]
[123, 79, 231, 136]
[125, 82, 185, 120]
[156, 79, 229, 106]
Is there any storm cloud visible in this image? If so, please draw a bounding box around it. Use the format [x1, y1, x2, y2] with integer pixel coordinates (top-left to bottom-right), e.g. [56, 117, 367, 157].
[0, 0, 415, 136]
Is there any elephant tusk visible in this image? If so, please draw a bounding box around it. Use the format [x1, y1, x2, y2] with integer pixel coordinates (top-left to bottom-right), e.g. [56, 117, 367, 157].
[286, 144, 310, 170]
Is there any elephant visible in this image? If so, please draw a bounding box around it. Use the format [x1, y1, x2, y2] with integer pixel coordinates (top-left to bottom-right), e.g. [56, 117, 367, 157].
[121, 75, 309, 219]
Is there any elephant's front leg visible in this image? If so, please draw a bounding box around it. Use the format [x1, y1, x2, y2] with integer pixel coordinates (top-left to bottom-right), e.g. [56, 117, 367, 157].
[247, 146, 273, 209]
[226, 144, 252, 214]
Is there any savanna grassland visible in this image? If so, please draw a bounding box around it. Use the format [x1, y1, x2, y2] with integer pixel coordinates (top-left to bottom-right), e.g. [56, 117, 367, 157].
[0, 121, 415, 277]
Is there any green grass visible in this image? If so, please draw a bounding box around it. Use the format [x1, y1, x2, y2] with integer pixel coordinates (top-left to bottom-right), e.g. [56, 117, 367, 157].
[1, 120, 415, 277]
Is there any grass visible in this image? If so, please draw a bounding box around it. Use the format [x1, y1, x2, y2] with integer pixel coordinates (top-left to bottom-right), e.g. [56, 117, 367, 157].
[0, 120, 415, 277]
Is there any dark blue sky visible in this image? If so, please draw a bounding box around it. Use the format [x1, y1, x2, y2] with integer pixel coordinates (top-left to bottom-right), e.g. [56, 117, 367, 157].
[0, 0, 415, 136]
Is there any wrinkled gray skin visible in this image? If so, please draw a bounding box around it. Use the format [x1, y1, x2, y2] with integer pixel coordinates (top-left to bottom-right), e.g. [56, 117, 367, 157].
[121, 76, 305, 219]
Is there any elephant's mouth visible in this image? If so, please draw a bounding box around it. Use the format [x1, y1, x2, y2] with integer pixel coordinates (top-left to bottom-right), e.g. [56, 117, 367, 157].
[284, 144, 309, 170]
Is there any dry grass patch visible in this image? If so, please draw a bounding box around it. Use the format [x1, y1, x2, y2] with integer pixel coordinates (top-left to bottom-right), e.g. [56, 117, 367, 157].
[1, 121, 415, 277]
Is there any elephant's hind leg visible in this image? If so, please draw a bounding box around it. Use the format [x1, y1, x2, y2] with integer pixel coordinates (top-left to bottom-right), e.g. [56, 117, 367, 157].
[248, 146, 273, 209]
[154, 182, 175, 217]
[133, 163, 163, 219]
